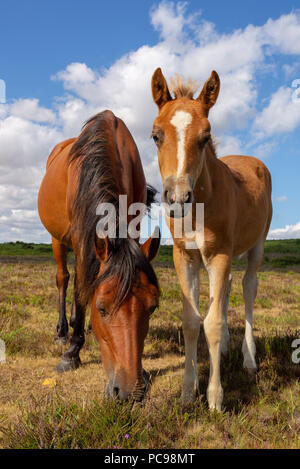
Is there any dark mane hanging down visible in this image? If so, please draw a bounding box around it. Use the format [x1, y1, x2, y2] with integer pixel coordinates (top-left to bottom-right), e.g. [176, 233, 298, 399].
[69, 111, 158, 309]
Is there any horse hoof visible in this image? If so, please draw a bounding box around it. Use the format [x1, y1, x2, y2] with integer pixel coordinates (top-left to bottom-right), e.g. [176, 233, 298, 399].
[69, 318, 75, 329]
[55, 357, 81, 373]
[54, 336, 68, 346]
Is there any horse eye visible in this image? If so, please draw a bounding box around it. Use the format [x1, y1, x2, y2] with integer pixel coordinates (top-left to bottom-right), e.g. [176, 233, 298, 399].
[97, 303, 108, 318]
[149, 304, 158, 315]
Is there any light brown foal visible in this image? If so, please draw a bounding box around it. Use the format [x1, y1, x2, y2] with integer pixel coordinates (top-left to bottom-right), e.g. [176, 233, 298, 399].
[151, 68, 272, 410]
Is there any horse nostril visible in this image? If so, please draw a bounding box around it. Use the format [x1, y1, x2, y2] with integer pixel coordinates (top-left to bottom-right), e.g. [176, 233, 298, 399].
[113, 386, 120, 398]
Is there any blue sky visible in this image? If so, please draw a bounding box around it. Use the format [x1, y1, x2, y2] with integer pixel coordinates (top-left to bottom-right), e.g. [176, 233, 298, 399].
[1, 0, 299, 103]
[0, 0, 300, 241]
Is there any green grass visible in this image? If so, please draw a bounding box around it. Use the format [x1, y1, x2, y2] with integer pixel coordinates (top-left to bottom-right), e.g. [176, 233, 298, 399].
[0, 239, 300, 268]
[264, 239, 300, 255]
[0, 241, 53, 257]
[1, 239, 300, 266]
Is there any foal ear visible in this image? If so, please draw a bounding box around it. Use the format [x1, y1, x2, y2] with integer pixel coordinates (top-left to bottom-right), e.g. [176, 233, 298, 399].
[141, 226, 161, 262]
[94, 233, 110, 262]
[152, 68, 172, 110]
[197, 70, 220, 115]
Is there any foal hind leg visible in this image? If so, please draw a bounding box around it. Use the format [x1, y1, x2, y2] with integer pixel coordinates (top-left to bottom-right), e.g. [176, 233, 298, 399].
[52, 237, 69, 345]
[242, 237, 264, 374]
[56, 269, 86, 372]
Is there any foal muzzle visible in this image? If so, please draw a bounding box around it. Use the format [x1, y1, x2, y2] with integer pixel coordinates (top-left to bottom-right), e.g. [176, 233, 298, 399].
[162, 175, 194, 218]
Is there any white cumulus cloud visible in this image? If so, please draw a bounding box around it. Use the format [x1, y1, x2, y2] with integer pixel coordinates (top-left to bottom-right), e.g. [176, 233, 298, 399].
[268, 221, 300, 239]
[253, 86, 300, 139]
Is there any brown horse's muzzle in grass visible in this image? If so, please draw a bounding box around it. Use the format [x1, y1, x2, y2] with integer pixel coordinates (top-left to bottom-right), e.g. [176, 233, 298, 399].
[106, 369, 150, 402]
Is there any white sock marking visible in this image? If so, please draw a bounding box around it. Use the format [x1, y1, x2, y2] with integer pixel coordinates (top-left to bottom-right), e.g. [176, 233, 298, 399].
[170, 110, 192, 177]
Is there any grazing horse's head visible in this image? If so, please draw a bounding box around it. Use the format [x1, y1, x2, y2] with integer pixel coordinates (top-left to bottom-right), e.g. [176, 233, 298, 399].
[91, 229, 160, 402]
[151, 68, 220, 216]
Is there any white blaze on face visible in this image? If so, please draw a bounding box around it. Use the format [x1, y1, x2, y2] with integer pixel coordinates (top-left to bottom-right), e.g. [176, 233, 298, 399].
[170, 110, 192, 177]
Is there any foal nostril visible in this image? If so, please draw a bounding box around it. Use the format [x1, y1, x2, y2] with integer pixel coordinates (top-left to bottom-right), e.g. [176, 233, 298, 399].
[185, 191, 192, 204]
[113, 386, 120, 398]
[164, 189, 176, 204]
[164, 189, 177, 205]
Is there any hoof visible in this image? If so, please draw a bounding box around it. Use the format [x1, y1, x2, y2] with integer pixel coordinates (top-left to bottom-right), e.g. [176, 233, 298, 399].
[142, 369, 151, 394]
[54, 335, 68, 346]
[181, 389, 195, 405]
[245, 367, 257, 378]
[55, 357, 81, 373]
[207, 386, 223, 412]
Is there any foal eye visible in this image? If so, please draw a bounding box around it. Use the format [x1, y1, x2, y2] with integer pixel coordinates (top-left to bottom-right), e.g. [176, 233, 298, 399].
[152, 134, 159, 144]
[199, 134, 210, 146]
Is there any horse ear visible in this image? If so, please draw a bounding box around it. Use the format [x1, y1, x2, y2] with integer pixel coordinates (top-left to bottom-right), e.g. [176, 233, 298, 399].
[94, 233, 110, 262]
[152, 68, 172, 110]
[197, 70, 220, 115]
[141, 226, 161, 262]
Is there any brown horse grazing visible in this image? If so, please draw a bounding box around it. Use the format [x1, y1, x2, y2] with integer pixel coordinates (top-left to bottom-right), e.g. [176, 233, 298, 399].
[151, 68, 272, 411]
[38, 110, 160, 401]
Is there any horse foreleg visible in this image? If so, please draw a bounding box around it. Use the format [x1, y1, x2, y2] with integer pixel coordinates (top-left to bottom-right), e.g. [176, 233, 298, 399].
[69, 272, 77, 329]
[52, 237, 69, 345]
[56, 271, 86, 373]
[203, 253, 231, 411]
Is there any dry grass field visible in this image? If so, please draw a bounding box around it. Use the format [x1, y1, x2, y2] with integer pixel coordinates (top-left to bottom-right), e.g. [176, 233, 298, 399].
[0, 241, 300, 449]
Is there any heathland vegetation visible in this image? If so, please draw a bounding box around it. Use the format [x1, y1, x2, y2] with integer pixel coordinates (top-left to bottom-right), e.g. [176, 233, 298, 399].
[0, 239, 299, 448]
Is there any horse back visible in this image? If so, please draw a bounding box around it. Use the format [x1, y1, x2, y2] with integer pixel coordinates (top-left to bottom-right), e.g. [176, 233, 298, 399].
[46, 138, 76, 170]
[38, 111, 147, 246]
[114, 114, 147, 207]
[38, 139, 76, 244]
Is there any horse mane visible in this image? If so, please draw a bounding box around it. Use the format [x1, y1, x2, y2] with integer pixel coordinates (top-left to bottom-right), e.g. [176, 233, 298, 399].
[169, 74, 199, 99]
[69, 111, 158, 309]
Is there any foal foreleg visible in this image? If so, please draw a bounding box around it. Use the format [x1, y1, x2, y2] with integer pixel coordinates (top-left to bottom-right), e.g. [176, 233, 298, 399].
[203, 254, 231, 411]
[173, 245, 201, 403]
[221, 272, 232, 355]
